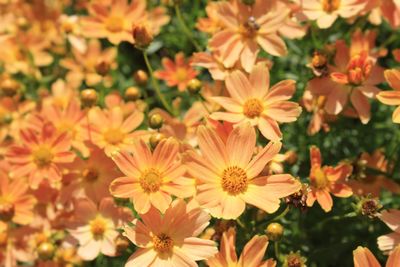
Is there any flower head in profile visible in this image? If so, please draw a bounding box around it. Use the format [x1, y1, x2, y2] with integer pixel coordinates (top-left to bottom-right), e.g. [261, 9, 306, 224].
[110, 137, 195, 214]
[67, 197, 132, 261]
[298, 0, 366, 29]
[353, 245, 400, 267]
[123, 199, 217, 267]
[207, 227, 276, 267]
[154, 52, 198, 92]
[88, 106, 145, 157]
[210, 63, 301, 141]
[185, 123, 301, 220]
[6, 122, 75, 189]
[306, 146, 353, 212]
[208, 0, 289, 72]
[377, 69, 400, 123]
[378, 209, 400, 253]
[0, 175, 36, 225]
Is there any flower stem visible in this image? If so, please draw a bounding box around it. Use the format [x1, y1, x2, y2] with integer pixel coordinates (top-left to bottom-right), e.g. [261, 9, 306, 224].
[142, 50, 175, 115]
[274, 241, 281, 261]
[174, 4, 202, 52]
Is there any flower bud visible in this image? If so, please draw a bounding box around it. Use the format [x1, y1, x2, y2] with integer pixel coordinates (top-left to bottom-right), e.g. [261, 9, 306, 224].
[95, 60, 110, 76]
[187, 78, 202, 94]
[134, 70, 149, 85]
[115, 235, 130, 255]
[265, 222, 284, 241]
[80, 89, 98, 108]
[125, 86, 141, 101]
[0, 202, 15, 222]
[132, 24, 153, 48]
[1, 78, 20, 97]
[149, 113, 164, 129]
[37, 242, 55, 260]
[149, 133, 166, 150]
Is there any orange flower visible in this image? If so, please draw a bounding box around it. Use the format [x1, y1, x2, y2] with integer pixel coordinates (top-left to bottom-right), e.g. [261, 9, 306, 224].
[88, 106, 145, 157]
[67, 197, 132, 261]
[378, 209, 400, 252]
[207, 227, 276, 267]
[185, 123, 301, 219]
[208, 0, 288, 72]
[0, 175, 36, 225]
[380, 0, 400, 28]
[80, 0, 169, 45]
[306, 146, 353, 212]
[298, 0, 366, 29]
[348, 150, 400, 197]
[154, 52, 198, 92]
[353, 245, 400, 267]
[377, 69, 400, 123]
[109, 137, 194, 214]
[123, 199, 217, 267]
[6, 123, 75, 189]
[210, 63, 301, 141]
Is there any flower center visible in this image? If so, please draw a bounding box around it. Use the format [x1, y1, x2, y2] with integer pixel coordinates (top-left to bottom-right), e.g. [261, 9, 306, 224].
[33, 146, 54, 168]
[105, 16, 124, 33]
[104, 128, 125, 145]
[243, 98, 264, 118]
[322, 0, 341, 13]
[90, 216, 107, 240]
[221, 166, 248, 195]
[175, 68, 188, 82]
[82, 168, 99, 182]
[152, 233, 174, 254]
[140, 168, 162, 193]
[347, 53, 372, 85]
[0, 200, 14, 222]
[241, 16, 259, 39]
[312, 168, 329, 189]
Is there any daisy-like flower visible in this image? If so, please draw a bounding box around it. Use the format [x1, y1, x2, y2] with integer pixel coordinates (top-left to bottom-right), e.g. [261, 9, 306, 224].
[306, 146, 353, 212]
[0, 175, 36, 225]
[154, 52, 198, 92]
[353, 245, 400, 267]
[207, 227, 276, 267]
[378, 209, 400, 252]
[185, 123, 301, 220]
[123, 199, 218, 267]
[88, 106, 145, 157]
[297, 0, 366, 29]
[208, 0, 289, 72]
[6, 122, 76, 189]
[109, 137, 194, 214]
[377, 69, 400, 123]
[210, 62, 302, 141]
[348, 149, 400, 197]
[80, 0, 169, 45]
[67, 197, 132, 261]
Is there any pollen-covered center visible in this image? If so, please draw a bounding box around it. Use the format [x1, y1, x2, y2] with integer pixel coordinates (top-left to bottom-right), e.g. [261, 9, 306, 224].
[140, 168, 162, 193]
[104, 128, 125, 145]
[82, 168, 99, 182]
[312, 168, 329, 189]
[152, 233, 174, 254]
[90, 216, 108, 240]
[243, 98, 264, 118]
[175, 68, 188, 82]
[221, 166, 248, 195]
[347, 54, 372, 85]
[105, 16, 124, 33]
[33, 146, 54, 168]
[0, 199, 15, 222]
[322, 0, 341, 13]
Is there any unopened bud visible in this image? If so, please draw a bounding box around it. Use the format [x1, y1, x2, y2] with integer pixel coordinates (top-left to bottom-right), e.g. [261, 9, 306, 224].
[37, 242, 55, 260]
[1, 78, 20, 97]
[149, 113, 164, 129]
[149, 133, 166, 149]
[115, 235, 130, 255]
[187, 78, 202, 94]
[95, 60, 110, 76]
[133, 70, 148, 85]
[125, 86, 141, 101]
[132, 24, 153, 48]
[80, 89, 98, 108]
[265, 222, 284, 241]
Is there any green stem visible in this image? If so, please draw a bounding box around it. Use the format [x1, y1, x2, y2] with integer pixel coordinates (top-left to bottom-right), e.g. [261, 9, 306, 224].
[319, 212, 357, 226]
[256, 205, 290, 227]
[274, 241, 281, 261]
[142, 50, 175, 115]
[174, 4, 202, 51]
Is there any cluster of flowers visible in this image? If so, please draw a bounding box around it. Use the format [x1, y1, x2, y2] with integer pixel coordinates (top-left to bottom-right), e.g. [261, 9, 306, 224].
[0, 0, 400, 266]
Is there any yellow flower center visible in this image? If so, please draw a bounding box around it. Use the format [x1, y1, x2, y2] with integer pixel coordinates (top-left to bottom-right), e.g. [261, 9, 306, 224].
[140, 168, 162, 193]
[105, 16, 124, 33]
[221, 166, 248, 195]
[322, 0, 341, 13]
[152, 233, 174, 254]
[0, 199, 14, 222]
[89, 216, 108, 240]
[313, 168, 329, 189]
[175, 68, 188, 82]
[82, 168, 99, 182]
[104, 128, 125, 145]
[33, 146, 54, 168]
[347, 54, 372, 85]
[243, 98, 264, 118]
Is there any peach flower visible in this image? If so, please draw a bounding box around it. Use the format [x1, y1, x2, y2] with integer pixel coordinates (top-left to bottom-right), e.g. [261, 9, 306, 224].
[377, 69, 400, 123]
[378, 209, 400, 252]
[353, 245, 400, 267]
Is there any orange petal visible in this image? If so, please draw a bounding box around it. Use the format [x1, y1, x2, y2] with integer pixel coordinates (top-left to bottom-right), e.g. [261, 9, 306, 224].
[353, 246, 381, 267]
